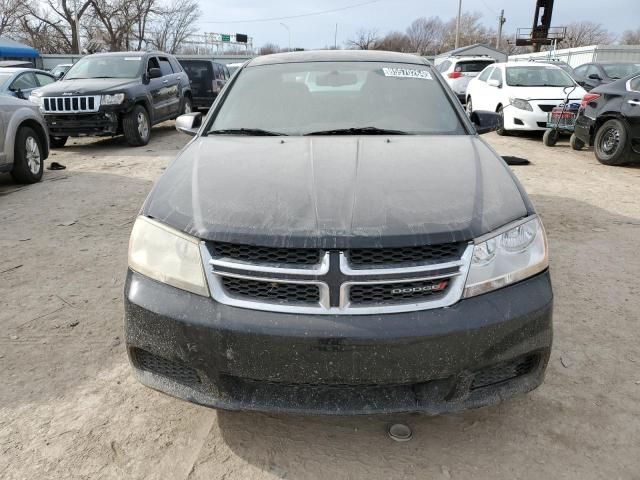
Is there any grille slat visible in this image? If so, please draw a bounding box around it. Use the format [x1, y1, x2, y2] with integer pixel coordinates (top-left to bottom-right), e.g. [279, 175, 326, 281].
[471, 355, 538, 390]
[222, 277, 320, 304]
[212, 242, 321, 265]
[134, 349, 200, 384]
[350, 279, 449, 305]
[41, 95, 100, 113]
[348, 243, 462, 268]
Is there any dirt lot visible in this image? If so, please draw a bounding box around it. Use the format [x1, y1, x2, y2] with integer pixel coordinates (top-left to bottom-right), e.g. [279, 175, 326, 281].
[1, 125, 639, 480]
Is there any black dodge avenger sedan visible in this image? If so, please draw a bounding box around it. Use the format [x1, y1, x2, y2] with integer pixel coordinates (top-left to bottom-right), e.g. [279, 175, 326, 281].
[125, 51, 552, 415]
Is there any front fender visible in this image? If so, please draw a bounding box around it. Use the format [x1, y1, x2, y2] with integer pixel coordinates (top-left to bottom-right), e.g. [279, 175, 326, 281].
[5, 108, 49, 166]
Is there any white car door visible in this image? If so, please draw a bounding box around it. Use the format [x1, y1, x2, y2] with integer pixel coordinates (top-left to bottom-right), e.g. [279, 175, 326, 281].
[471, 66, 494, 110]
[485, 67, 505, 111]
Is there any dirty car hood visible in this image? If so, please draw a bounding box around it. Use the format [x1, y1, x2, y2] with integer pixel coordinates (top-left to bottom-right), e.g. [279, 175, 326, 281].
[143, 136, 530, 248]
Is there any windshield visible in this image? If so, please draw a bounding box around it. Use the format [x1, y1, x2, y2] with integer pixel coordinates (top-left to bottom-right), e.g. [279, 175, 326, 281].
[0, 73, 13, 89]
[208, 61, 464, 136]
[506, 66, 575, 87]
[602, 63, 640, 79]
[65, 56, 142, 80]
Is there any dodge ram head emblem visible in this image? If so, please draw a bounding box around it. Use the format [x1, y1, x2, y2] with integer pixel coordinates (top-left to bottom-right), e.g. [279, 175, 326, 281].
[391, 280, 448, 295]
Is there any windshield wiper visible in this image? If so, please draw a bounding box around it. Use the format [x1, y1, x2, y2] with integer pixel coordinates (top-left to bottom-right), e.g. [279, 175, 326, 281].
[208, 128, 287, 136]
[304, 127, 410, 136]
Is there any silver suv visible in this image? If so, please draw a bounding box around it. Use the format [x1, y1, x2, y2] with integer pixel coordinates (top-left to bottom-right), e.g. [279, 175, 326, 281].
[436, 56, 496, 103]
[0, 96, 49, 184]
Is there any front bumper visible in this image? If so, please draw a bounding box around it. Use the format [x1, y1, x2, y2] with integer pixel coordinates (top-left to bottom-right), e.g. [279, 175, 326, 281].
[574, 113, 595, 145]
[124, 269, 553, 415]
[504, 108, 548, 131]
[44, 111, 120, 137]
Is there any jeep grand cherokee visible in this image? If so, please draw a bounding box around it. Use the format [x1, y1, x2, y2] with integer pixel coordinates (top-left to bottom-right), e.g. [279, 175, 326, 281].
[124, 51, 553, 415]
[30, 52, 192, 147]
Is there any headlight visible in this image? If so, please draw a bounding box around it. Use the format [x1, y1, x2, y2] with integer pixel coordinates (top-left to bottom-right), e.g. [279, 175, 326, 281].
[128, 216, 209, 296]
[509, 97, 533, 111]
[29, 91, 43, 107]
[101, 93, 125, 105]
[463, 217, 548, 298]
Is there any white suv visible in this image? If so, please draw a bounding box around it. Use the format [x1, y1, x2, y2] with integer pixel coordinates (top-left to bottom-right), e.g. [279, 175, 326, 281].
[436, 56, 496, 103]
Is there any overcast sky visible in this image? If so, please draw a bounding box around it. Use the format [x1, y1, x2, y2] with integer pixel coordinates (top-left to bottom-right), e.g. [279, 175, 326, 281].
[196, 0, 640, 50]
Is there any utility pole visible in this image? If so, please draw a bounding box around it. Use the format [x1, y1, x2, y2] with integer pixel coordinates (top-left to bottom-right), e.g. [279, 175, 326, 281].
[334, 23, 338, 49]
[496, 10, 506, 50]
[280, 22, 291, 52]
[454, 0, 462, 50]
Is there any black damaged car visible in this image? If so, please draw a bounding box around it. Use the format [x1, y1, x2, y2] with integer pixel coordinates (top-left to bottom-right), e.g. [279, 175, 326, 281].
[124, 50, 553, 415]
[30, 52, 192, 147]
[574, 73, 640, 165]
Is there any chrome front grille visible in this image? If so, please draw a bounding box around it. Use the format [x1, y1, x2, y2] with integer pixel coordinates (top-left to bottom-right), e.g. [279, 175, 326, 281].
[201, 241, 473, 315]
[42, 95, 101, 113]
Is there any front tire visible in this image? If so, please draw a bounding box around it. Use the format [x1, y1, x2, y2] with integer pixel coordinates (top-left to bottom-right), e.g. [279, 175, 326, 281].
[11, 127, 44, 184]
[182, 96, 193, 115]
[570, 134, 585, 150]
[49, 136, 68, 148]
[594, 119, 634, 166]
[543, 129, 559, 147]
[123, 105, 151, 147]
[495, 105, 509, 136]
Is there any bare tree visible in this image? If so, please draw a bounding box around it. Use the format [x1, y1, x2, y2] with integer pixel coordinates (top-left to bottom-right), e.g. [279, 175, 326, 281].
[0, 0, 27, 37]
[376, 31, 412, 52]
[17, 15, 70, 53]
[259, 43, 280, 55]
[406, 17, 444, 55]
[620, 28, 640, 45]
[346, 29, 379, 50]
[24, 0, 92, 53]
[89, 0, 157, 51]
[559, 21, 615, 48]
[149, 0, 201, 53]
[438, 12, 495, 53]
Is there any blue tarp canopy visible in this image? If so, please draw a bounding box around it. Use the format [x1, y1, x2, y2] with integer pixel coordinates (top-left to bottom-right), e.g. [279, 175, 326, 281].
[0, 37, 39, 58]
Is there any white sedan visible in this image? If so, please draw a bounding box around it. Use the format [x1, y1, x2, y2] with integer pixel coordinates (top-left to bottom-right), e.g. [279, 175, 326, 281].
[465, 62, 586, 135]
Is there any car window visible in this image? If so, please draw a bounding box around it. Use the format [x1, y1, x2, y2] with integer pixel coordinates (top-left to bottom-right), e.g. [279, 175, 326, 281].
[223, 66, 230, 80]
[66, 55, 142, 79]
[489, 67, 503, 83]
[455, 60, 495, 73]
[585, 65, 601, 79]
[505, 66, 574, 87]
[0, 72, 12, 89]
[209, 61, 465, 136]
[11, 72, 38, 90]
[181, 61, 212, 82]
[36, 73, 55, 86]
[477, 67, 493, 82]
[602, 63, 640, 80]
[158, 57, 174, 76]
[147, 57, 160, 74]
[438, 60, 451, 72]
[573, 65, 588, 77]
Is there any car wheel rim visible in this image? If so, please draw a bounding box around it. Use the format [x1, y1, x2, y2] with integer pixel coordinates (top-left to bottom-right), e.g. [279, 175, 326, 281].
[601, 127, 620, 155]
[184, 101, 192, 114]
[137, 112, 149, 139]
[25, 136, 41, 174]
[466, 100, 472, 115]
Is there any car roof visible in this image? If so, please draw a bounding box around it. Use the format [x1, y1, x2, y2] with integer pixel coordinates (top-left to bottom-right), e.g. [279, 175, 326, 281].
[248, 50, 427, 67]
[85, 51, 169, 58]
[0, 67, 50, 74]
[495, 62, 564, 68]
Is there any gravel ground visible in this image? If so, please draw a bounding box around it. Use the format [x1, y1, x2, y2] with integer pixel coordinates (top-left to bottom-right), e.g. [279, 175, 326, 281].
[1, 125, 639, 480]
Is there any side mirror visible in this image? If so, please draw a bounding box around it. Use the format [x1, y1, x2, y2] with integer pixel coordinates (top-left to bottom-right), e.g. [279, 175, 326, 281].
[56, 71, 65, 80]
[175, 112, 202, 136]
[487, 78, 501, 88]
[148, 68, 162, 79]
[588, 73, 601, 81]
[15, 88, 25, 99]
[470, 110, 502, 135]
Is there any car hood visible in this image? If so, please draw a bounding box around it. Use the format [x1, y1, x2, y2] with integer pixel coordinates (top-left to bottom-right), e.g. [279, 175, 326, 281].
[35, 78, 139, 96]
[508, 85, 586, 100]
[142, 135, 530, 248]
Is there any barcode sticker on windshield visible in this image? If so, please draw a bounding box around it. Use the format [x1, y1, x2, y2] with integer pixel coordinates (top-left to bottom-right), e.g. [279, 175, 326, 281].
[382, 68, 432, 80]
[124, 57, 141, 61]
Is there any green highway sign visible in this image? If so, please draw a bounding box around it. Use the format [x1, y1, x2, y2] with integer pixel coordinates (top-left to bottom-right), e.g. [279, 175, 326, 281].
[221, 34, 230, 42]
